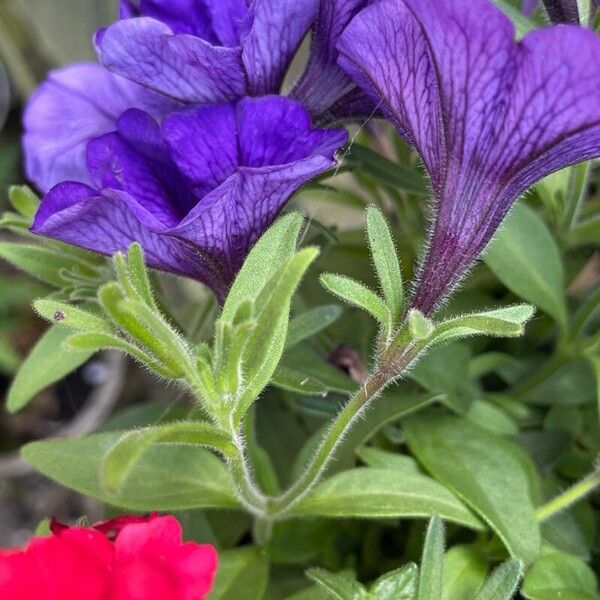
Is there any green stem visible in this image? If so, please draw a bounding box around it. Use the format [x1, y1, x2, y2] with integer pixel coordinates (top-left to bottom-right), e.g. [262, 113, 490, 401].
[561, 162, 590, 234]
[266, 347, 414, 518]
[535, 468, 600, 522]
[571, 285, 600, 340]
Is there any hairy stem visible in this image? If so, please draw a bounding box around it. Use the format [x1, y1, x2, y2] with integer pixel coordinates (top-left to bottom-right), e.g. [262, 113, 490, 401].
[535, 467, 600, 522]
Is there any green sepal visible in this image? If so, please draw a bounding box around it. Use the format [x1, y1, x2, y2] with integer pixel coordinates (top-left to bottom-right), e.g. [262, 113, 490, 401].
[408, 309, 435, 341]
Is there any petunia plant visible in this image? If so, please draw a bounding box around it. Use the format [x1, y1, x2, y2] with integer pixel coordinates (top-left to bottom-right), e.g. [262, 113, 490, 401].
[1, 0, 600, 597]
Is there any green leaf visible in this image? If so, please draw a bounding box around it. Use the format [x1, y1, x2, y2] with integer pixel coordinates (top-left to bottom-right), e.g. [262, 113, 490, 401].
[430, 304, 535, 346]
[208, 547, 269, 600]
[567, 216, 600, 247]
[222, 212, 304, 323]
[236, 248, 319, 417]
[281, 345, 357, 394]
[0, 337, 20, 375]
[366, 205, 403, 322]
[286, 304, 342, 349]
[442, 546, 488, 600]
[0, 243, 99, 288]
[344, 144, 428, 196]
[272, 366, 328, 396]
[485, 202, 567, 327]
[22, 431, 239, 511]
[321, 273, 389, 327]
[7, 325, 93, 413]
[522, 552, 598, 600]
[9, 185, 39, 218]
[34, 299, 114, 333]
[370, 563, 418, 600]
[404, 412, 541, 564]
[418, 517, 444, 600]
[101, 421, 235, 492]
[291, 467, 482, 529]
[356, 448, 420, 474]
[473, 560, 523, 600]
[306, 568, 367, 600]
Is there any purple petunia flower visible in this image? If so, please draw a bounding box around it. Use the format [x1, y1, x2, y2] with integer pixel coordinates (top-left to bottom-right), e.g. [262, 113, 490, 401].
[96, 0, 318, 103]
[31, 96, 347, 302]
[97, 0, 375, 122]
[23, 64, 178, 192]
[338, 0, 600, 315]
[24, 0, 372, 192]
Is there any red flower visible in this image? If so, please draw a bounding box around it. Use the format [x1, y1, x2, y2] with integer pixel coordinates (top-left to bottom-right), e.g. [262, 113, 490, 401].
[0, 514, 217, 600]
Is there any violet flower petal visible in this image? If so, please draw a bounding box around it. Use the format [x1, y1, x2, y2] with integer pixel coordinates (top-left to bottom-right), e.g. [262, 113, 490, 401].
[242, 0, 318, 95]
[291, 0, 372, 120]
[162, 104, 238, 198]
[138, 0, 217, 39]
[32, 183, 226, 293]
[338, 0, 600, 314]
[22, 63, 176, 192]
[98, 17, 245, 103]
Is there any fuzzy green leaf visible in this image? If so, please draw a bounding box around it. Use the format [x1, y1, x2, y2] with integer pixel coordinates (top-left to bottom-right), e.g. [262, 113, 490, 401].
[366, 205, 404, 322]
[321, 273, 389, 327]
[485, 203, 567, 327]
[522, 552, 598, 600]
[292, 467, 482, 529]
[442, 546, 488, 600]
[101, 421, 235, 492]
[222, 212, 305, 324]
[126, 243, 158, 309]
[306, 568, 367, 600]
[7, 325, 93, 413]
[0, 243, 98, 288]
[22, 432, 239, 511]
[208, 547, 269, 600]
[473, 560, 523, 600]
[286, 304, 342, 349]
[404, 413, 541, 564]
[235, 248, 319, 418]
[418, 517, 444, 600]
[429, 304, 535, 346]
[370, 563, 418, 600]
[34, 299, 113, 333]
